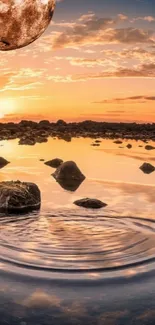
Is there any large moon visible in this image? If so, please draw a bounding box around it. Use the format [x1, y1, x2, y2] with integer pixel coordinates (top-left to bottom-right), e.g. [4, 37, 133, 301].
[0, 0, 55, 50]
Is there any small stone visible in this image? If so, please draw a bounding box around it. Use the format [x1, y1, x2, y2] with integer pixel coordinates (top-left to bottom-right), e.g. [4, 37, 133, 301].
[145, 145, 155, 150]
[114, 140, 123, 144]
[126, 144, 132, 149]
[45, 158, 63, 168]
[140, 163, 155, 174]
[74, 198, 107, 209]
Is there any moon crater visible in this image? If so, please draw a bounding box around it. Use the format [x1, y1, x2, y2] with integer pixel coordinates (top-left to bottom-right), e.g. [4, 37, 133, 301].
[0, 0, 55, 50]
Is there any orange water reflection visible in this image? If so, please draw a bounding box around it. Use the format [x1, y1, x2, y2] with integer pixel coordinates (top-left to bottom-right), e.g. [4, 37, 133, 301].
[0, 138, 155, 218]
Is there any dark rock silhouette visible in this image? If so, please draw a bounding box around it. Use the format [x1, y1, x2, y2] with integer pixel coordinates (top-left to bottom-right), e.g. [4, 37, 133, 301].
[39, 120, 50, 128]
[140, 163, 155, 174]
[56, 120, 67, 126]
[0, 157, 9, 169]
[114, 140, 123, 144]
[2, 120, 155, 143]
[74, 198, 107, 209]
[52, 161, 85, 182]
[91, 143, 100, 147]
[36, 136, 48, 143]
[126, 144, 132, 149]
[0, 181, 41, 214]
[145, 145, 155, 151]
[45, 158, 63, 168]
[19, 137, 36, 146]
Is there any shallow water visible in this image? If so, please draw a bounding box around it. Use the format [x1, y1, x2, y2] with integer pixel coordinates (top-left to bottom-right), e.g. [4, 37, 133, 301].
[1, 138, 155, 324]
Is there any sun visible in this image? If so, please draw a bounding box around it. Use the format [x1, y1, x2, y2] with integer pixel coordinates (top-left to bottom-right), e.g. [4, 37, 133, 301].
[0, 98, 15, 118]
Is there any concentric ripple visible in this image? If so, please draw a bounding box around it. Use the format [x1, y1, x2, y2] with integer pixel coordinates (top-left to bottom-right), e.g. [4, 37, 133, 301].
[0, 210, 155, 275]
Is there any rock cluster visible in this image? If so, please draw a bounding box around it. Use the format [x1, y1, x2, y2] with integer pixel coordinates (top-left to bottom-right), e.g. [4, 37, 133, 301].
[1, 120, 155, 144]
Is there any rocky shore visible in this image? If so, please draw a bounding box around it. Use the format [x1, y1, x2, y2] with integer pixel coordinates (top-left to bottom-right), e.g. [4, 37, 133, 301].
[0, 120, 155, 144]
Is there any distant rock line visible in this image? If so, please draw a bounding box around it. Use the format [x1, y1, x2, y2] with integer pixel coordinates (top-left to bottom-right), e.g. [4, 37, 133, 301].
[0, 120, 155, 144]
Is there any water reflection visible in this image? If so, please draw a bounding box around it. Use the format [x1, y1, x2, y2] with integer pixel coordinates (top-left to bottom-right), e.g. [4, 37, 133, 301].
[53, 177, 85, 192]
[0, 138, 155, 323]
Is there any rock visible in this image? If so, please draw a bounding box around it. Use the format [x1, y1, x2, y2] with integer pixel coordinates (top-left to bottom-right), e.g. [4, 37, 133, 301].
[40, 159, 45, 162]
[140, 163, 155, 174]
[114, 140, 123, 144]
[19, 138, 36, 146]
[74, 198, 107, 209]
[145, 145, 155, 150]
[45, 158, 63, 168]
[56, 120, 67, 126]
[91, 143, 100, 147]
[0, 157, 9, 169]
[39, 120, 50, 127]
[0, 181, 41, 214]
[61, 134, 72, 142]
[52, 161, 85, 182]
[95, 140, 102, 143]
[126, 144, 132, 149]
[36, 137, 48, 143]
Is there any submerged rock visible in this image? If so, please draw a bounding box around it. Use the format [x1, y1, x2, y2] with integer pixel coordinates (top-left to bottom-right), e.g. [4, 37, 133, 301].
[52, 161, 85, 182]
[45, 158, 63, 168]
[0, 181, 41, 214]
[145, 145, 155, 151]
[74, 198, 107, 209]
[0, 157, 9, 169]
[140, 163, 155, 174]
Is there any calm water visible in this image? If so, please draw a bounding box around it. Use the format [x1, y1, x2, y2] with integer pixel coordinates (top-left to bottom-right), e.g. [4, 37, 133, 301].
[0, 138, 155, 324]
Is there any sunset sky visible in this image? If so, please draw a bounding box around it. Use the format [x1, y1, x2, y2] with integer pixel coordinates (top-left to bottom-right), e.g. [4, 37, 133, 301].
[0, 0, 155, 123]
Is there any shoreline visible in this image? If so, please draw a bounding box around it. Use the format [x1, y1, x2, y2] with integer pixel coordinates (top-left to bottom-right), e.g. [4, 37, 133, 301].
[0, 120, 155, 143]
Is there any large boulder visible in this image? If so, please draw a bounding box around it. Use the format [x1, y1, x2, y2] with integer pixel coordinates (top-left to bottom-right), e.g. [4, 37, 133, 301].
[0, 181, 41, 214]
[140, 163, 155, 174]
[0, 157, 9, 169]
[52, 161, 85, 182]
[74, 198, 107, 209]
[45, 158, 63, 168]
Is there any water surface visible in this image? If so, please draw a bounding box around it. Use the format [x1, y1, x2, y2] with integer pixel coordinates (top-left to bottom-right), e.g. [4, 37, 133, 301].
[0, 138, 155, 324]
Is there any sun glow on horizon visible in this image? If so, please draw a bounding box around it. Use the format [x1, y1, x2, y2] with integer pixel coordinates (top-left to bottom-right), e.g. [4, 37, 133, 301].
[0, 98, 16, 119]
